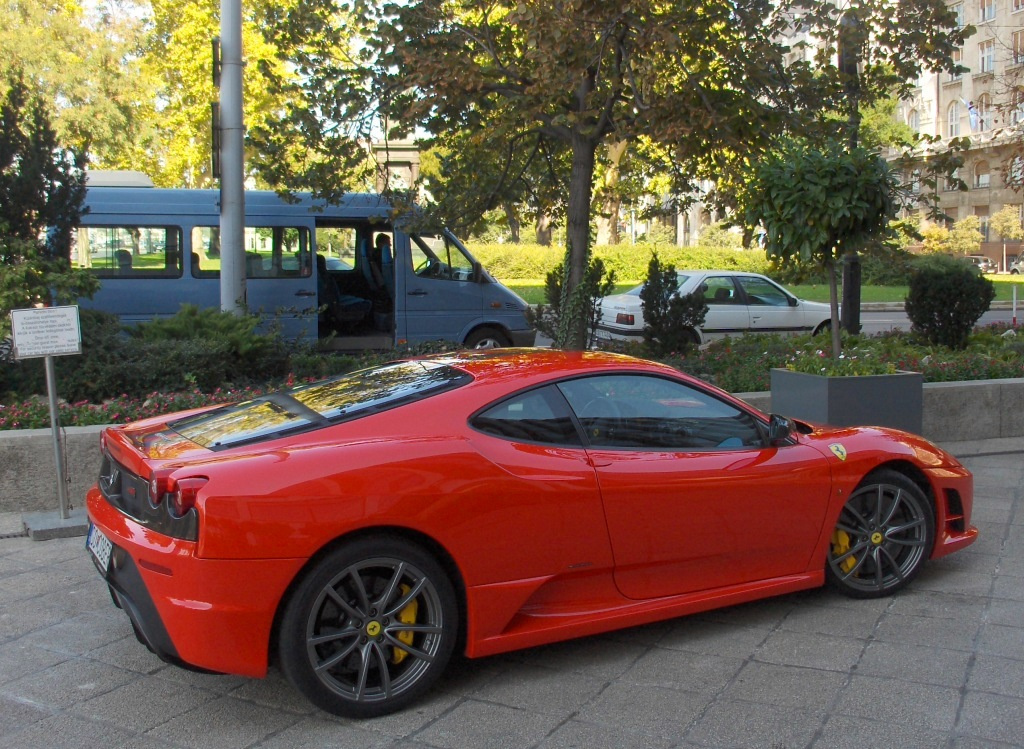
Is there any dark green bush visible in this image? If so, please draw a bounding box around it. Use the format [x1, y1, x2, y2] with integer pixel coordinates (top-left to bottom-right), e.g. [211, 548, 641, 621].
[639, 253, 707, 356]
[905, 255, 995, 349]
[526, 258, 616, 347]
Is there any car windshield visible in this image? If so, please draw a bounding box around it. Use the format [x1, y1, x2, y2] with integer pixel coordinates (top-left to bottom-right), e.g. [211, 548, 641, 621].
[168, 361, 471, 449]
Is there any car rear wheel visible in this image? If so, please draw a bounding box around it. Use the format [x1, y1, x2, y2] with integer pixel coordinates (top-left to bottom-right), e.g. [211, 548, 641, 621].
[825, 469, 934, 599]
[278, 536, 458, 718]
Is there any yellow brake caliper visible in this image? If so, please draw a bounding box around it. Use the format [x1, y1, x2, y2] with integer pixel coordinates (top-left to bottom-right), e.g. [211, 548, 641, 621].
[391, 584, 418, 665]
[831, 529, 857, 573]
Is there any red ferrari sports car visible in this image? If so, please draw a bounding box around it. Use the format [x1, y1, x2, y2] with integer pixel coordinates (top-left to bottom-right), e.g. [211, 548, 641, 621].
[85, 349, 976, 717]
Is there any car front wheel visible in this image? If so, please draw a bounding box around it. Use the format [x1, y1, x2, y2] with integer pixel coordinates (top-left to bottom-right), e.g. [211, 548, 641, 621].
[278, 536, 458, 718]
[825, 469, 934, 599]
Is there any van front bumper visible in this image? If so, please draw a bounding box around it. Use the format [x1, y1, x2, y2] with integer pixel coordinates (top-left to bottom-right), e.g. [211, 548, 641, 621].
[509, 329, 537, 347]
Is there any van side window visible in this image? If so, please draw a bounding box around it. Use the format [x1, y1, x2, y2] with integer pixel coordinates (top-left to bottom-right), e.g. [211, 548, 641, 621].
[73, 226, 183, 278]
[410, 234, 475, 281]
[191, 226, 312, 279]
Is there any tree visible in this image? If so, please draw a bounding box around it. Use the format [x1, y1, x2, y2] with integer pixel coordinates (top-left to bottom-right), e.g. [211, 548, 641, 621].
[990, 205, 1024, 272]
[0, 73, 96, 333]
[946, 216, 984, 256]
[261, 0, 796, 349]
[742, 140, 899, 359]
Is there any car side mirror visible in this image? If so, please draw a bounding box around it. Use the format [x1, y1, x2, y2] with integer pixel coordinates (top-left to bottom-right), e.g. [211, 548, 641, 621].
[472, 261, 485, 283]
[788, 296, 798, 307]
[768, 414, 792, 445]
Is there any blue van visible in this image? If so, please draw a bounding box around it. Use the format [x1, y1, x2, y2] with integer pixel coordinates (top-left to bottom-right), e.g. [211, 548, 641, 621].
[73, 187, 535, 349]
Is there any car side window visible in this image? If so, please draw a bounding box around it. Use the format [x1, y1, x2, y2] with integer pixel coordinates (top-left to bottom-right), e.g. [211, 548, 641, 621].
[702, 276, 740, 305]
[471, 386, 582, 446]
[558, 374, 764, 450]
[737, 277, 791, 306]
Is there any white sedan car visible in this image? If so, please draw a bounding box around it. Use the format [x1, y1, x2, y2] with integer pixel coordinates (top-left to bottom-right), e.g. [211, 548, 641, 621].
[596, 270, 832, 345]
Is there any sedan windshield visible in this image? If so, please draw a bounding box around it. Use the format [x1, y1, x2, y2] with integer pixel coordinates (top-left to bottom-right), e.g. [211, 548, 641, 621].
[169, 361, 471, 449]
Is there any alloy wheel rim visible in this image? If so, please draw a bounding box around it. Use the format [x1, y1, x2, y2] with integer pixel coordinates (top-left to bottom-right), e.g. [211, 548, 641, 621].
[829, 482, 928, 593]
[304, 557, 445, 704]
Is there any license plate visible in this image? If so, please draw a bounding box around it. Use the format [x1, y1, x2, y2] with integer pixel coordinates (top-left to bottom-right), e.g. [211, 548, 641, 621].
[87, 524, 113, 574]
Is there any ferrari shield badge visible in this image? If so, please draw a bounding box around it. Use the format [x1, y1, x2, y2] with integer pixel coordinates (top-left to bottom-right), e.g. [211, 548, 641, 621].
[829, 443, 848, 461]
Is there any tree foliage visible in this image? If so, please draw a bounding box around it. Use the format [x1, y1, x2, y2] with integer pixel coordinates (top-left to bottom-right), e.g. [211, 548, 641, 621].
[0, 73, 96, 333]
[639, 253, 706, 357]
[742, 139, 899, 357]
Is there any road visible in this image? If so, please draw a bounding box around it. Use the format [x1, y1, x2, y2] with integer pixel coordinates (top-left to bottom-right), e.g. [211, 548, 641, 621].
[858, 306, 1019, 335]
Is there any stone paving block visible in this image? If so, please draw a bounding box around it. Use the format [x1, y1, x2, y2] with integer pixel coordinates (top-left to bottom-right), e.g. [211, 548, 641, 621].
[618, 646, 744, 696]
[815, 713, 951, 749]
[754, 630, 865, 672]
[833, 674, 961, 731]
[686, 699, 824, 749]
[872, 612, 983, 652]
[957, 691, 1024, 745]
[413, 699, 563, 749]
[1, 711, 135, 749]
[503, 633, 648, 682]
[655, 619, 770, 659]
[85, 633, 168, 675]
[465, 661, 606, 717]
[72, 676, 217, 733]
[252, 716, 394, 749]
[535, 718, 677, 749]
[885, 589, 990, 622]
[967, 653, 1024, 699]
[144, 695, 302, 749]
[976, 622, 1024, 659]
[0, 640, 70, 685]
[0, 694, 51, 737]
[574, 681, 706, 740]
[985, 597, 1024, 627]
[777, 599, 888, 637]
[2, 656, 137, 709]
[856, 640, 973, 688]
[21, 610, 132, 657]
[722, 660, 846, 712]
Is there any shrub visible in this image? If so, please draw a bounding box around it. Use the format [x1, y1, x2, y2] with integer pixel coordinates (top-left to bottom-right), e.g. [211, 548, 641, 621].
[905, 255, 995, 349]
[526, 258, 616, 348]
[639, 253, 707, 356]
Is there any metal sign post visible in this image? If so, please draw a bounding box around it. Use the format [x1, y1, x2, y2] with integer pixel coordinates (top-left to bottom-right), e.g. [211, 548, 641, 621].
[10, 306, 82, 521]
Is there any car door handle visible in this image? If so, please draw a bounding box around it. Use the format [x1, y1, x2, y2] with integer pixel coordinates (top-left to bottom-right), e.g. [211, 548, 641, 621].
[295, 290, 316, 297]
[408, 289, 428, 297]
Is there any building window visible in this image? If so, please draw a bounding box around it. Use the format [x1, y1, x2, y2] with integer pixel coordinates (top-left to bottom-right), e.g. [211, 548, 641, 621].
[980, 40, 995, 73]
[1009, 156, 1024, 189]
[907, 108, 920, 131]
[945, 168, 961, 191]
[949, 48, 963, 81]
[976, 207, 990, 241]
[1013, 31, 1024, 65]
[980, 0, 996, 21]
[1012, 88, 1024, 125]
[975, 160, 991, 188]
[948, 101, 961, 137]
[953, 2, 966, 25]
[1014, 0, 1023, 13]
[976, 94, 993, 131]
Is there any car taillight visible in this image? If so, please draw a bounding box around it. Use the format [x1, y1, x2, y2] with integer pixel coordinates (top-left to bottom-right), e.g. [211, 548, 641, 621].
[616, 313, 635, 325]
[149, 474, 207, 517]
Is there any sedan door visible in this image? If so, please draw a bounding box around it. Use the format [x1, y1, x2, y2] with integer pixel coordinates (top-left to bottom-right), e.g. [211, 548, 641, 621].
[558, 374, 831, 600]
[735, 275, 819, 335]
[697, 275, 751, 340]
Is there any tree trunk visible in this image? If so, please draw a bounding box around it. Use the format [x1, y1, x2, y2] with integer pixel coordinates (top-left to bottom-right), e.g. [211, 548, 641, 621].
[503, 202, 521, 244]
[827, 255, 842, 359]
[535, 214, 552, 246]
[595, 140, 627, 246]
[557, 131, 598, 350]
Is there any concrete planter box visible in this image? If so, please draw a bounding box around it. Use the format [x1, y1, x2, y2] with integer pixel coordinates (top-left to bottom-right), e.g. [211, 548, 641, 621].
[770, 368, 924, 433]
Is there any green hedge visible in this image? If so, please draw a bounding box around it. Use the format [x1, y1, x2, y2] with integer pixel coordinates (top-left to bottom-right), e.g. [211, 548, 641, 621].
[470, 242, 773, 282]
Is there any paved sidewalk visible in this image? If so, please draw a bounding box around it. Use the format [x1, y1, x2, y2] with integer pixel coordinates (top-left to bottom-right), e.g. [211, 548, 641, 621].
[0, 448, 1021, 749]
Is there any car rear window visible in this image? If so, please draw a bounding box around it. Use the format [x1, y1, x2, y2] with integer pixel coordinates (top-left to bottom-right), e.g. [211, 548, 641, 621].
[168, 360, 471, 449]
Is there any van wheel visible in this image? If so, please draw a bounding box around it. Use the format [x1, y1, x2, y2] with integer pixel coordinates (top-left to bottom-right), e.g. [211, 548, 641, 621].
[464, 327, 509, 349]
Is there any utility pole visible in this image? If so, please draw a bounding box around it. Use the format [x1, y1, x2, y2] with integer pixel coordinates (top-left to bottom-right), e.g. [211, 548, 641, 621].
[216, 0, 246, 315]
[839, 10, 862, 335]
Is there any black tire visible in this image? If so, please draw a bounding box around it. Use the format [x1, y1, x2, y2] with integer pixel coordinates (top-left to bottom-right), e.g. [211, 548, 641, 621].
[825, 469, 934, 599]
[813, 321, 831, 337]
[278, 536, 458, 718]
[464, 326, 510, 349]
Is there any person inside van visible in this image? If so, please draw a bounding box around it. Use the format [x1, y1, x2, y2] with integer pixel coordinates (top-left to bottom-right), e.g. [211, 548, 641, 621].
[370, 233, 394, 302]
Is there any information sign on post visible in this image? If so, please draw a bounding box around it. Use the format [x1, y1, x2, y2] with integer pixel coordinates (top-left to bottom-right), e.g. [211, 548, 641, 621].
[9, 306, 83, 520]
[11, 305, 82, 359]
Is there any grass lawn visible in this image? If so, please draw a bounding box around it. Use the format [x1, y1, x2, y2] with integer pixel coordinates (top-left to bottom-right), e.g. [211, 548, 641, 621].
[508, 274, 1024, 306]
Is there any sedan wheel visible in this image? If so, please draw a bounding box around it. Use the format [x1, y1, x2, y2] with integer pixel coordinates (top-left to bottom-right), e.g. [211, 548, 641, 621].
[826, 470, 934, 599]
[279, 537, 457, 718]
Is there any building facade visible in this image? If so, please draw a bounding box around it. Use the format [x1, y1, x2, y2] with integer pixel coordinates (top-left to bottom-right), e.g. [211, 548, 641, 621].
[899, 0, 1024, 266]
